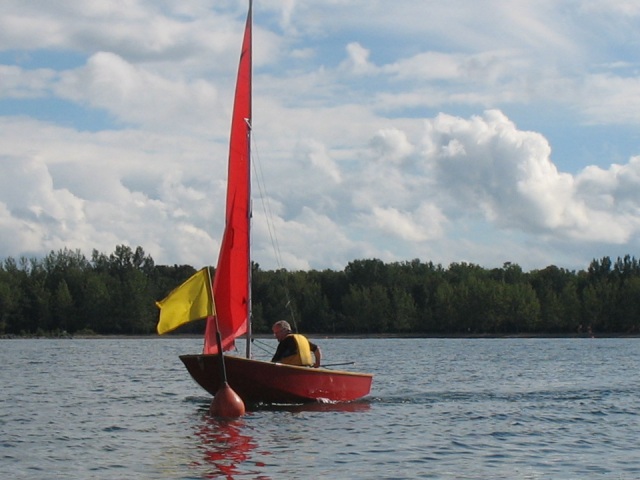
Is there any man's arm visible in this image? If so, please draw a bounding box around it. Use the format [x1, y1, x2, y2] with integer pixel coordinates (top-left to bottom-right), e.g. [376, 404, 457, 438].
[312, 345, 322, 368]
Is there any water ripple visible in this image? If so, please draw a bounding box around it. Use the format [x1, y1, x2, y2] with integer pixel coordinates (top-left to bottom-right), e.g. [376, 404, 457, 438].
[2, 337, 640, 479]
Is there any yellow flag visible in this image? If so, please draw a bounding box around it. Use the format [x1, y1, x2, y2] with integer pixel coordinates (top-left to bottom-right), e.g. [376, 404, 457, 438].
[156, 268, 214, 334]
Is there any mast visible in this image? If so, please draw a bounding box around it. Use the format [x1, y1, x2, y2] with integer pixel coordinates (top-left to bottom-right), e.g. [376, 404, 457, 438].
[245, 0, 253, 359]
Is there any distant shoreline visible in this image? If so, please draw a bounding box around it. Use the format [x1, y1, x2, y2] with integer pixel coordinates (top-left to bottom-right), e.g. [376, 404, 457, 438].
[2, 332, 639, 340]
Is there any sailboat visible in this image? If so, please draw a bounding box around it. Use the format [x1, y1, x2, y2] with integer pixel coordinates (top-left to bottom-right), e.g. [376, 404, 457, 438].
[156, 0, 372, 405]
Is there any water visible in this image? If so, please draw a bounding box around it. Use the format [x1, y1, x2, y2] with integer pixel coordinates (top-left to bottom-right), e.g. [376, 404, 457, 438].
[1, 337, 639, 479]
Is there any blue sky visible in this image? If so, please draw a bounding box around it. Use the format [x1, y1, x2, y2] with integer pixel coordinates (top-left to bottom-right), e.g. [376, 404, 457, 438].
[1, 0, 640, 272]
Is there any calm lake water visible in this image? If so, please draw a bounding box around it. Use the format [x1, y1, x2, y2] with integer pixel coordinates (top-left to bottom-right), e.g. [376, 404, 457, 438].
[1, 337, 639, 479]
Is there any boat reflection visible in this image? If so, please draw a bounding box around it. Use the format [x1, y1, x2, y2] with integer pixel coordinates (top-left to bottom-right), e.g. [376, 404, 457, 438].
[191, 400, 370, 478]
[193, 416, 264, 479]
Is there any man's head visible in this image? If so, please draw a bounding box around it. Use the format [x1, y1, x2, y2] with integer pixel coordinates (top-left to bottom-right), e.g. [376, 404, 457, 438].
[272, 320, 292, 341]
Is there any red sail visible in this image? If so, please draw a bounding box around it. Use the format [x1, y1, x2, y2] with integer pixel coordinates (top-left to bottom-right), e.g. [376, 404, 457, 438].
[204, 2, 252, 354]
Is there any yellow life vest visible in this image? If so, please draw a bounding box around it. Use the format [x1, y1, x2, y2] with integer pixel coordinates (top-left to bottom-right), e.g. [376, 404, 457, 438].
[280, 334, 313, 367]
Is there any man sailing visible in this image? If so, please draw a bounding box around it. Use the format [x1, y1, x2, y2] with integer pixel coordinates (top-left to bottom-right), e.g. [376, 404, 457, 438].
[271, 320, 322, 368]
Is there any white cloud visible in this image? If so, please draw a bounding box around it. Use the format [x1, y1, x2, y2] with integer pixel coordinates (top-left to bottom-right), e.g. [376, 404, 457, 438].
[423, 110, 640, 245]
[54, 52, 219, 132]
[0, 117, 225, 264]
[341, 42, 375, 75]
[314, 151, 342, 184]
[0, 155, 88, 253]
[370, 128, 414, 164]
[580, 74, 640, 124]
[580, 0, 640, 16]
[2, 0, 640, 273]
[366, 204, 447, 243]
[0, 65, 56, 98]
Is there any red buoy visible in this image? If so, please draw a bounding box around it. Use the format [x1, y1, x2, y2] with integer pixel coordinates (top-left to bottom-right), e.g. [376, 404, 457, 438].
[209, 382, 246, 418]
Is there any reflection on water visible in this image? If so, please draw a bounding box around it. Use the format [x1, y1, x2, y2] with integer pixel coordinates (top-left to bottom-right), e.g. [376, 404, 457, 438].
[190, 400, 371, 478]
[193, 416, 264, 479]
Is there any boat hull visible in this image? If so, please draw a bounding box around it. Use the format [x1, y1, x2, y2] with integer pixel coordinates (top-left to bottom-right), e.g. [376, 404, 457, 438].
[179, 354, 373, 404]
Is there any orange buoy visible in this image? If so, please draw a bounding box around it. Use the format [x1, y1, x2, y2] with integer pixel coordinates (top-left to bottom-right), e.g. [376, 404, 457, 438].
[209, 382, 246, 418]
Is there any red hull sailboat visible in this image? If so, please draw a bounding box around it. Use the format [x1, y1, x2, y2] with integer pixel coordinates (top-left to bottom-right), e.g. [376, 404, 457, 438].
[157, 0, 372, 405]
[179, 355, 373, 404]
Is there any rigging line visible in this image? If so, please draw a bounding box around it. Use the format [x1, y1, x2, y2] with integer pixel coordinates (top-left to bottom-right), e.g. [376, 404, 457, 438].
[250, 132, 300, 331]
[251, 338, 275, 355]
[251, 134, 284, 270]
[252, 338, 272, 348]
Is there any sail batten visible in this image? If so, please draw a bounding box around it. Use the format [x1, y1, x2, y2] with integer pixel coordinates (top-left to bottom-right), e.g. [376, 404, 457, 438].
[203, 1, 252, 355]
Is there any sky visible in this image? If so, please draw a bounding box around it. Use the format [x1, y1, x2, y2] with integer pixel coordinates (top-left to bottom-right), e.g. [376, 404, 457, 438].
[1, 0, 640, 273]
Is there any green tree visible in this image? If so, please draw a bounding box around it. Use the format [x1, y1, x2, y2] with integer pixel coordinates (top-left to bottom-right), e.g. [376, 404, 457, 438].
[388, 286, 417, 332]
[341, 285, 392, 333]
[51, 280, 74, 332]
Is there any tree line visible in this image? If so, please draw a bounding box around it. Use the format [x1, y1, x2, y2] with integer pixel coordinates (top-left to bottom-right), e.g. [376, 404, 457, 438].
[1, 245, 640, 337]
